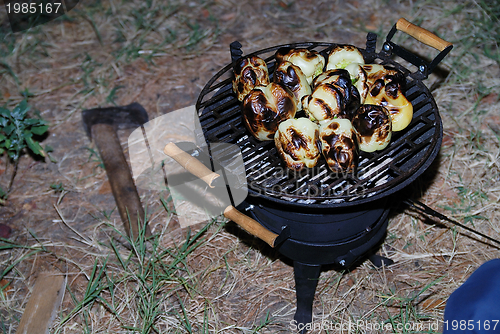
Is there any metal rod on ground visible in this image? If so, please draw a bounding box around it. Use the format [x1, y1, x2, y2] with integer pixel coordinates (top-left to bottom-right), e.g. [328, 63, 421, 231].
[404, 198, 500, 247]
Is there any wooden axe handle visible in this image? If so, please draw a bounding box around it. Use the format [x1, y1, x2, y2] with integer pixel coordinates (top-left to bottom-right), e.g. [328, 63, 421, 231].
[92, 123, 150, 239]
[16, 272, 66, 334]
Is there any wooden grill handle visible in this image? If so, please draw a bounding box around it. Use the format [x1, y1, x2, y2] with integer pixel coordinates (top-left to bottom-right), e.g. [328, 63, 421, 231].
[224, 205, 279, 248]
[163, 142, 220, 188]
[164, 143, 279, 247]
[396, 18, 452, 52]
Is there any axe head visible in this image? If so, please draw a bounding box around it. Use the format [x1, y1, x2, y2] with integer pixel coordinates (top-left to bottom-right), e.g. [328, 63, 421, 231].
[82, 102, 149, 139]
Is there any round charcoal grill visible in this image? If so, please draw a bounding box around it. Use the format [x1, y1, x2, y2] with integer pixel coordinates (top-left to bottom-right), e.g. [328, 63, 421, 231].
[195, 20, 452, 332]
[197, 46, 443, 209]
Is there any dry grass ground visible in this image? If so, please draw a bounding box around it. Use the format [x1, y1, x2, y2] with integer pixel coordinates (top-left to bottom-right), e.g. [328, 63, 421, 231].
[0, 0, 499, 333]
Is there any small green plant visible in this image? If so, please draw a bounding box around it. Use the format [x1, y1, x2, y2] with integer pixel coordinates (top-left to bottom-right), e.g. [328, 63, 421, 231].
[50, 182, 65, 193]
[0, 100, 49, 196]
[85, 147, 104, 169]
[251, 310, 274, 333]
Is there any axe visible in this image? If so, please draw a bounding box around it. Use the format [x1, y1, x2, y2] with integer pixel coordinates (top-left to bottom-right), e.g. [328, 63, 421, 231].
[82, 102, 151, 239]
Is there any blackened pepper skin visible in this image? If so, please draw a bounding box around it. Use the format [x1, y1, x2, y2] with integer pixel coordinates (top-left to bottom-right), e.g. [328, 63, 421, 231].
[232, 56, 270, 102]
[273, 61, 311, 110]
[352, 104, 392, 152]
[242, 83, 297, 141]
[274, 118, 321, 170]
[319, 119, 359, 173]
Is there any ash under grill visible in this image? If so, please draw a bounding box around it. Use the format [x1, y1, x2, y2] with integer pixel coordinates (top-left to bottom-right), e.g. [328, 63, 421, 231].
[196, 42, 442, 207]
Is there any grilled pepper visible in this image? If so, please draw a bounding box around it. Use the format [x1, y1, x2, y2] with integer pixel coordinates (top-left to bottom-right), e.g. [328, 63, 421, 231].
[242, 82, 297, 141]
[275, 117, 321, 170]
[345, 63, 369, 104]
[232, 55, 270, 102]
[326, 45, 365, 70]
[312, 68, 360, 118]
[302, 83, 345, 122]
[352, 104, 392, 152]
[319, 118, 358, 173]
[362, 64, 400, 87]
[362, 64, 413, 131]
[275, 48, 325, 85]
[273, 60, 311, 110]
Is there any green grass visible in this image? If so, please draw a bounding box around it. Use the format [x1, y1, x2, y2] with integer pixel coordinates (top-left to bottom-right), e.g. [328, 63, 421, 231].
[0, 238, 45, 282]
[52, 216, 217, 333]
[444, 1, 500, 85]
[0, 204, 223, 333]
[438, 173, 490, 226]
[249, 310, 274, 333]
[473, 0, 500, 64]
[379, 278, 444, 334]
[110, 1, 181, 62]
[0, 27, 17, 58]
[0, 0, 221, 113]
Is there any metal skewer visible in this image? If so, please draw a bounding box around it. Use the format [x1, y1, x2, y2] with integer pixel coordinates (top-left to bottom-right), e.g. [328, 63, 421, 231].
[404, 198, 500, 248]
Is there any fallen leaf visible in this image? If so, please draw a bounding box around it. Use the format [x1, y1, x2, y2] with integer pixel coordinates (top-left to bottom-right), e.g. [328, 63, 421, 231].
[23, 200, 37, 211]
[421, 298, 446, 311]
[0, 224, 11, 239]
[0, 279, 12, 296]
[99, 180, 112, 194]
[442, 130, 458, 147]
[278, 0, 290, 9]
[221, 12, 236, 21]
[365, 14, 378, 30]
[480, 93, 499, 105]
[346, 277, 355, 287]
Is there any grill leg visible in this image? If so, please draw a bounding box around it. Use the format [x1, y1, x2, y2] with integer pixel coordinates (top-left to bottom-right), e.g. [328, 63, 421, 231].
[369, 253, 394, 268]
[293, 262, 321, 333]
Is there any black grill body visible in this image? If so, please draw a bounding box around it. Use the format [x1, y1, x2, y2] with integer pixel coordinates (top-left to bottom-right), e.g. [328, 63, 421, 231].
[241, 197, 389, 265]
[194, 32, 447, 333]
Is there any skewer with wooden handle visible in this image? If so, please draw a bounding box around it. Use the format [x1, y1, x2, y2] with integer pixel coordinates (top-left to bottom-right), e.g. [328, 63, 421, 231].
[163, 142, 281, 248]
[163, 142, 221, 188]
[396, 18, 452, 52]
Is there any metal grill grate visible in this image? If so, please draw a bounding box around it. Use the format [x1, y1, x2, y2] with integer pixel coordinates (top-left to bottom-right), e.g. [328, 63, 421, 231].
[196, 42, 442, 207]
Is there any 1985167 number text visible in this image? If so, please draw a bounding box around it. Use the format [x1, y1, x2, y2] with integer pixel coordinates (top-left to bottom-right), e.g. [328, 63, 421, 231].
[444, 320, 499, 331]
[5, 2, 62, 14]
